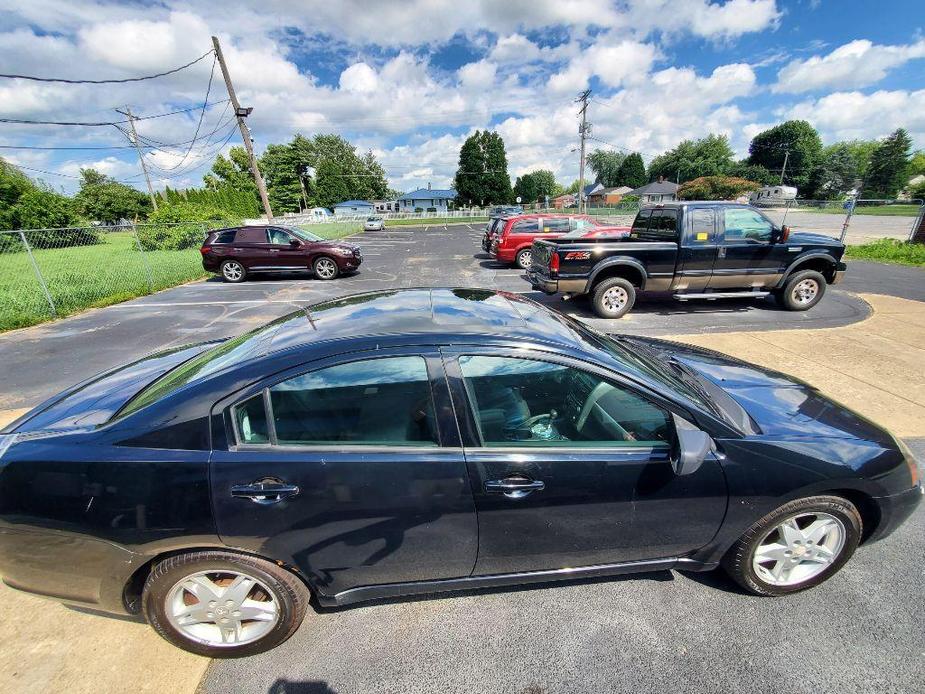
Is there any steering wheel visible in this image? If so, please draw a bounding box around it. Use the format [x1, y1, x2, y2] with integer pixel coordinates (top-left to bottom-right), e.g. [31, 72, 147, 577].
[575, 382, 633, 441]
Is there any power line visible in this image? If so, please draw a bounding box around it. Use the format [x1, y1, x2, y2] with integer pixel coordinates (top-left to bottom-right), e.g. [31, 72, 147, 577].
[0, 99, 230, 127]
[0, 50, 215, 84]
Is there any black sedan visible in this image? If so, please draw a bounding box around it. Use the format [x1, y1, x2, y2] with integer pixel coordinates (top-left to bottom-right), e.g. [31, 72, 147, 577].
[0, 288, 920, 658]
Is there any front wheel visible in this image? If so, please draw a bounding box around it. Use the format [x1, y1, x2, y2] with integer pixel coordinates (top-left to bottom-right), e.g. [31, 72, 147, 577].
[313, 256, 339, 280]
[722, 495, 862, 596]
[779, 270, 826, 311]
[142, 551, 310, 658]
[591, 277, 636, 319]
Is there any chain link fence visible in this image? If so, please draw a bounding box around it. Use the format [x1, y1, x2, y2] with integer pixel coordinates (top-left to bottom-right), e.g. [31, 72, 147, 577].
[756, 198, 924, 244]
[0, 222, 232, 331]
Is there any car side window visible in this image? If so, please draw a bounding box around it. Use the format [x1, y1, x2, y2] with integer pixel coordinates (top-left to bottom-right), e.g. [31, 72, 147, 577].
[458, 355, 670, 448]
[649, 210, 678, 237]
[511, 219, 539, 233]
[631, 210, 651, 235]
[724, 208, 773, 244]
[690, 208, 716, 243]
[232, 356, 439, 447]
[542, 218, 569, 233]
[267, 228, 293, 245]
[214, 229, 237, 244]
[235, 227, 269, 244]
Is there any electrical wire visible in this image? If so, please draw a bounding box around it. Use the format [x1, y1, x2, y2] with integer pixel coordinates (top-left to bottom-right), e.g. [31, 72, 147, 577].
[0, 99, 230, 127]
[0, 50, 215, 84]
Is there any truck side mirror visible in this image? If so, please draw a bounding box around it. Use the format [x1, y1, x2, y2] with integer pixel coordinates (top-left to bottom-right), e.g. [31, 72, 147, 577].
[777, 225, 791, 243]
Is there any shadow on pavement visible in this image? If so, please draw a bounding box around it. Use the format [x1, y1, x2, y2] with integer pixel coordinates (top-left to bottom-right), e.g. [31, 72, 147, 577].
[269, 679, 337, 694]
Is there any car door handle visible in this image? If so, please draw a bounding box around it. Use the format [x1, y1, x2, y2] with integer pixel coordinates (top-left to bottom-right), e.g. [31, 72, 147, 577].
[485, 477, 545, 499]
[231, 478, 299, 505]
[717, 247, 726, 258]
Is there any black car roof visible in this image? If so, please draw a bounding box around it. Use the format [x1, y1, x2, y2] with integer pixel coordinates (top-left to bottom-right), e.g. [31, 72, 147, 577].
[261, 288, 588, 355]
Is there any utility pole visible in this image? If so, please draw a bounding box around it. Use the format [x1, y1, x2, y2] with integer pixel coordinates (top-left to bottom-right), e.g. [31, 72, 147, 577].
[779, 150, 790, 185]
[576, 89, 591, 214]
[212, 36, 273, 219]
[116, 105, 157, 211]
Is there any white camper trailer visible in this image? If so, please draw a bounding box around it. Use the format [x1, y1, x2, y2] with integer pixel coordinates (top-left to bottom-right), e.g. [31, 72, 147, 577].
[749, 185, 798, 207]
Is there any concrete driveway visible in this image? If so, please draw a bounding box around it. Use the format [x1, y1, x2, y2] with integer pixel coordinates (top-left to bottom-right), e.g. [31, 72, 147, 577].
[0, 223, 922, 694]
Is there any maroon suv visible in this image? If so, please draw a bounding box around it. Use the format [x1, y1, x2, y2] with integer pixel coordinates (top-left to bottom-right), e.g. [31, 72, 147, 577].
[200, 225, 361, 282]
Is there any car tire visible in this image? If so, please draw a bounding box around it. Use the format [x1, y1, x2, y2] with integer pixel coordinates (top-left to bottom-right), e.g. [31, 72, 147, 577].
[722, 495, 862, 597]
[592, 277, 636, 319]
[313, 256, 339, 280]
[142, 550, 310, 658]
[220, 260, 247, 283]
[780, 270, 826, 311]
[515, 249, 532, 270]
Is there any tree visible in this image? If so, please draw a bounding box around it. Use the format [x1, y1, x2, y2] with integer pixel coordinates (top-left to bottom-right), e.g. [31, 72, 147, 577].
[204, 147, 259, 198]
[74, 168, 149, 223]
[586, 150, 626, 187]
[4, 188, 77, 231]
[811, 143, 862, 199]
[677, 176, 760, 201]
[0, 157, 37, 228]
[865, 128, 913, 199]
[513, 169, 558, 203]
[747, 120, 823, 193]
[563, 179, 581, 195]
[615, 153, 646, 189]
[726, 162, 777, 186]
[647, 134, 735, 183]
[454, 130, 513, 205]
[909, 151, 925, 177]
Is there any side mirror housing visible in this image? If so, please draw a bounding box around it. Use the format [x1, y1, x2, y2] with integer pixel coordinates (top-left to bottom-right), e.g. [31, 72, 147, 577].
[290, 238, 302, 247]
[774, 225, 791, 243]
[670, 413, 714, 476]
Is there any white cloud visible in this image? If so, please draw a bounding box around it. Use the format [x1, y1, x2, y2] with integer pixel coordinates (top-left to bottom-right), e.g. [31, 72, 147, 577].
[458, 60, 497, 90]
[786, 89, 925, 143]
[774, 39, 925, 94]
[339, 63, 379, 93]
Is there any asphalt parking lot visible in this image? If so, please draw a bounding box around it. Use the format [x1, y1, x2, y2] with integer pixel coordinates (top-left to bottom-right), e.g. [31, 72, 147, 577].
[1, 222, 923, 694]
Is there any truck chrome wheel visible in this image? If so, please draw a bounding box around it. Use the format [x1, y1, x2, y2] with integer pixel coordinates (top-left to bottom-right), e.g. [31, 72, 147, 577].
[791, 278, 819, 306]
[752, 512, 846, 587]
[165, 570, 280, 647]
[602, 286, 628, 312]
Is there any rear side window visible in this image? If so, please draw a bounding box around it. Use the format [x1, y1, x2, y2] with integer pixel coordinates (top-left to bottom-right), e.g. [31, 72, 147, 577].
[511, 219, 539, 233]
[542, 218, 569, 233]
[235, 227, 268, 243]
[631, 210, 651, 234]
[649, 210, 678, 237]
[233, 356, 439, 447]
[212, 229, 237, 244]
[690, 208, 716, 243]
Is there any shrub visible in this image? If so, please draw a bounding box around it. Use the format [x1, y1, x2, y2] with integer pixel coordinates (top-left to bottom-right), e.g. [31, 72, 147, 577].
[136, 202, 239, 251]
[678, 176, 760, 201]
[414, 207, 424, 213]
[426, 207, 437, 212]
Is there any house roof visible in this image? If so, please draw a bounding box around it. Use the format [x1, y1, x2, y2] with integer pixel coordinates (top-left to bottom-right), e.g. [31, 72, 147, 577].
[398, 188, 456, 200]
[333, 199, 374, 207]
[582, 182, 604, 196]
[589, 186, 632, 196]
[629, 180, 680, 196]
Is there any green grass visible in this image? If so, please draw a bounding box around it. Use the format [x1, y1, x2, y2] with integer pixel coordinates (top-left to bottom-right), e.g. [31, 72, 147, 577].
[797, 204, 922, 217]
[0, 232, 205, 332]
[846, 239, 925, 266]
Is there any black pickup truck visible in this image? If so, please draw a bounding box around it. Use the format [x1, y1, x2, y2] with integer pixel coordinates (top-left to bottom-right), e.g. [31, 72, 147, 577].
[528, 201, 847, 319]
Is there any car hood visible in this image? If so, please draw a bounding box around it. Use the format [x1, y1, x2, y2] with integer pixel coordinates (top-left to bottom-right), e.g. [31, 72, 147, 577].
[2, 340, 222, 434]
[787, 231, 843, 247]
[314, 240, 360, 252]
[622, 336, 888, 442]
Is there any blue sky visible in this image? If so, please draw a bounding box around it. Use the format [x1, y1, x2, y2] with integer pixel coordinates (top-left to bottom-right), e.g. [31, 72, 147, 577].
[0, 0, 922, 196]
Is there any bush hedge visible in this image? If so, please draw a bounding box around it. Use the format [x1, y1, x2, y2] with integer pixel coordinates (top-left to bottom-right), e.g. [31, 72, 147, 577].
[136, 202, 240, 251]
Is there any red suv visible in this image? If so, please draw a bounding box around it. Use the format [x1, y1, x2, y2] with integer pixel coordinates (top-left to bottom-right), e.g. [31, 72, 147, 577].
[200, 225, 362, 283]
[489, 214, 628, 269]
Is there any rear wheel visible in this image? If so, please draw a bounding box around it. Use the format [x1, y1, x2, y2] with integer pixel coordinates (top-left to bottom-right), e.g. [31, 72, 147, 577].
[592, 277, 636, 319]
[142, 551, 309, 658]
[722, 495, 861, 596]
[220, 260, 246, 283]
[515, 248, 532, 270]
[779, 270, 826, 311]
[313, 256, 339, 280]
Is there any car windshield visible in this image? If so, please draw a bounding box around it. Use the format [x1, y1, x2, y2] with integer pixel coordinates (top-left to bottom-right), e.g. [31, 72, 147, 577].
[279, 226, 323, 242]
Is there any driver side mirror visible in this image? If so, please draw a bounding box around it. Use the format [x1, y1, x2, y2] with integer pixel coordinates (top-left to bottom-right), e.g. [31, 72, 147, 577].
[670, 413, 714, 476]
[289, 238, 302, 247]
[774, 225, 791, 243]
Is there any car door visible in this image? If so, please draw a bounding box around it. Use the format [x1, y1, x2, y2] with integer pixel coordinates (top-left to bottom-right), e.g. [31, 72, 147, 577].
[231, 226, 273, 271]
[710, 207, 786, 288]
[442, 348, 727, 576]
[267, 227, 308, 270]
[209, 349, 478, 598]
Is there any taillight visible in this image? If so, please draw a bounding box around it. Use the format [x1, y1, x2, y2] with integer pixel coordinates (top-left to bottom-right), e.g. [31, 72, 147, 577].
[200, 246, 211, 255]
[549, 251, 560, 274]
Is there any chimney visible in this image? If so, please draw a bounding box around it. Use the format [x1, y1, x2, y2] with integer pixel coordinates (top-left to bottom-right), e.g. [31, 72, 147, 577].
[427, 181, 432, 190]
